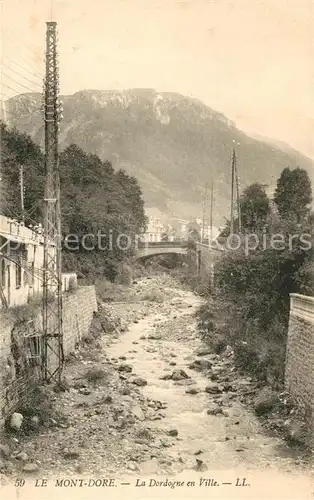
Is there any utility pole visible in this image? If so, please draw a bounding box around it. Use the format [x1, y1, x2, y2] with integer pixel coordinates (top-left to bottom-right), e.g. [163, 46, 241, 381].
[201, 183, 209, 243]
[19, 165, 25, 225]
[42, 21, 64, 385]
[230, 149, 236, 235]
[209, 179, 214, 245]
[235, 155, 241, 233]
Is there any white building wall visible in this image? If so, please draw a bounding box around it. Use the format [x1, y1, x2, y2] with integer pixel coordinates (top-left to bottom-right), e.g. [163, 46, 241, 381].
[142, 217, 165, 243]
[0, 215, 76, 309]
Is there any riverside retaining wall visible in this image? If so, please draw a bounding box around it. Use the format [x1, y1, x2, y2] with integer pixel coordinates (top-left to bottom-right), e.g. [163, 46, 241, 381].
[0, 285, 97, 425]
[195, 242, 223, 287]
[285, 293, 314, 438]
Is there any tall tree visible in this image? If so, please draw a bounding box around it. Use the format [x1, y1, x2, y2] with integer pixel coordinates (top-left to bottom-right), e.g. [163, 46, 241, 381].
[240, 183, 269, 232]
[0, 121, 44, 225]
[274, 167, 312, 224]
[239, 183, 270, 232]
[187, 221, 201, 242]
[0, 125, 147, 281]
[220, 183, 270, 236]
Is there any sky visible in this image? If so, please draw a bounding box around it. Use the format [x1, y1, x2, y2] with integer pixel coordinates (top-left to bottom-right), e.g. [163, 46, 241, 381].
[1, 0, 314, 158]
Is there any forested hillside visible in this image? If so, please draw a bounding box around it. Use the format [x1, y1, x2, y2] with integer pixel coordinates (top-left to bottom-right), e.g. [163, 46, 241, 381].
[0, 121, 147, 281]
[6, 89, 314, 224]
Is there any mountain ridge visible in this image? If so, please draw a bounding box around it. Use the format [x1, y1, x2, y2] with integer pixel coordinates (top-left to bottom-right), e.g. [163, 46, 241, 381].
[2, 89, 313, 225]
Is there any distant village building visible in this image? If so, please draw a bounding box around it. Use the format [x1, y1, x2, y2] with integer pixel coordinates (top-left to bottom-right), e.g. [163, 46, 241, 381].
[141, 214, 222, 243]
[142, 216, 165, 243]
[163, 224, 176, 242]
[172, 219, 189, 240]
[191, 216, 220, 243]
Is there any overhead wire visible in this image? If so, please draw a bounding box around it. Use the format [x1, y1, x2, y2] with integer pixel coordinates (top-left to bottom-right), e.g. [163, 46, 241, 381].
[0, 81, 38, 97]
[2, 30, 45, 88]
[1, 71, 42, 94]
[1, 62, 43, 89]
[3, 58, 44, 83]
[4, 27, 45, 64]
[7, 53, 44, 80]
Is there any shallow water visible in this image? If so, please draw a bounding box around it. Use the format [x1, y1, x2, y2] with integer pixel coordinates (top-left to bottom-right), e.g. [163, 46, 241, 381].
[107, 288, 308, 477]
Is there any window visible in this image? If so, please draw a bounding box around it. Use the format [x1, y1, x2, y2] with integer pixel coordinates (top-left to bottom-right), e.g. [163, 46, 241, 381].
[30, 262, 35, 287]
[23, 266, 28, 286]
[0, 258, 5, 288]
[16, 259, 22, 288]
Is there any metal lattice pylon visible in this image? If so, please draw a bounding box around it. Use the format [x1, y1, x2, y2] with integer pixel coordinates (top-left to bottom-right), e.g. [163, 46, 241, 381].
[42, 21, 64, 384]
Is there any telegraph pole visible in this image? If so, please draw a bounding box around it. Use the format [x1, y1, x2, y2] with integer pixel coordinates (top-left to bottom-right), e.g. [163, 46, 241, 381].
[230, 149, 236, 235]
[42, 21, 64, 385]
[234, 155, 242, 233]
[19, 165, 25, 224]
[209, 179, 214, 244]
[201, 183, 209, 243]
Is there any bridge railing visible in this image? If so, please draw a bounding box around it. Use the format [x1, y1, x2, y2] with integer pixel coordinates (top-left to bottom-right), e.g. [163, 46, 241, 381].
[137, 240, 188, 249]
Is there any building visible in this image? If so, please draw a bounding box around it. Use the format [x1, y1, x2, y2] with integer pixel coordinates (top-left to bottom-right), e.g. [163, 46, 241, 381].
[142, 216, 166, 243]
[170, 219, 189, 240]
[0, 215, 76, 309]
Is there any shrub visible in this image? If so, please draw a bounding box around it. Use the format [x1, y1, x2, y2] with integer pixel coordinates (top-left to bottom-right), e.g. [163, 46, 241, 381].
[194, 234, 308, 387]
[115, 263, 133, 285]
[84, 368, 108, 384]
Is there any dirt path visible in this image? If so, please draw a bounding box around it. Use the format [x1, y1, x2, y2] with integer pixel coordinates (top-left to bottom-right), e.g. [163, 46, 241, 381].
[1, 275, 313, 499]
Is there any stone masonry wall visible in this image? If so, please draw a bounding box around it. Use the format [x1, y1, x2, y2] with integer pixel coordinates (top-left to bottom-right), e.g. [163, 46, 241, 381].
[196, 243, 222, 288]
[0, 285, 97, 425]
[62, 286, 98, 356]
[285, 293, 314, 440]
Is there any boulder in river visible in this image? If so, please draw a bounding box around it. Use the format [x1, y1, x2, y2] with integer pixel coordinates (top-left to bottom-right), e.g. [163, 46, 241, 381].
[254, 387, 279, 416]
[207, 406, 223, 416]
[30, 416, 40, 428]
[136, 427, 153, 441]
[284, 419, 307, 445]
[10, 413, 23, 431]
[131, 405, 145, 421]
[0, 444, 10, 459]
[16, 451, 29, 461]
[193, 459, 208, 472]
[185, 387, 200, 395]
[189, 359, 212, 371]
[132, 377, 148, 387]
[168, 428, 178, 437]
[22, 463, 39, 473]
[148, 334, 162, 340]
[160, 369, 190, 381]
[196, 347, 212, 357]
[205, 383, 223, 394]
[118, 364, 133, 373]
[171, 369, 190, 381]
[63, 449, 80, 459]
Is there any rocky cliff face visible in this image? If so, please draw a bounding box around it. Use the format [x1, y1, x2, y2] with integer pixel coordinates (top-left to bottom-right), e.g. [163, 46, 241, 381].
[3, 89, 313, 224]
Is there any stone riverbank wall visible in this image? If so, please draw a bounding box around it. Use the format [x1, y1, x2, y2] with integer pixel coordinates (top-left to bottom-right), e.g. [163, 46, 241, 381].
[195, 242, 223, 288]
[0, 285, 97, 426]
[285, 293, 314, 440]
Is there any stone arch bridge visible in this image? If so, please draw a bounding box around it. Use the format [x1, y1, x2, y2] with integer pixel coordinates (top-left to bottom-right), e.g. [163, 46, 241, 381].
[136, 241, 223, 278]
[136, 241, 188, 261]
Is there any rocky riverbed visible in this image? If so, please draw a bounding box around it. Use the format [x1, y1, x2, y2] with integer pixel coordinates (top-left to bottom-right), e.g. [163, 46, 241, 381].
[1, 275, 313, 498]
